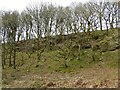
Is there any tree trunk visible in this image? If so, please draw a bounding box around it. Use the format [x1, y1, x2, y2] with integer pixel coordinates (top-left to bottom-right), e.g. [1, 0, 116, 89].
[106, 22, 109, 36]
[64, 58, 68, 68]
[2, 32, 6, 67]
[2, 46, 6, 65]
[99, 17, 102, 31]
[13, 35, 16, 69]
[9, 53, 12, 67]
[1, 43, 5, 69]
[115, 17, 118, 28]
[77, 44, 81, 60]
[13, 48, 16, 69]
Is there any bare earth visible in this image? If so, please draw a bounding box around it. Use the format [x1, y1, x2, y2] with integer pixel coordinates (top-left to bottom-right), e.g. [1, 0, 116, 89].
[3, 64, 118, 88]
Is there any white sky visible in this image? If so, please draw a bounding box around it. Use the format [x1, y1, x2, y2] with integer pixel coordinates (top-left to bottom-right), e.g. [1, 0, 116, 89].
[0, 0, 119, 12]
[0, 0, 91, 12]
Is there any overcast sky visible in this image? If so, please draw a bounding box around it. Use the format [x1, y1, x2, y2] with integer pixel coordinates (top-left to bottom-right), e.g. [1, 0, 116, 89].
[0, 0, 119, 12]
[0, 0, 91, 12]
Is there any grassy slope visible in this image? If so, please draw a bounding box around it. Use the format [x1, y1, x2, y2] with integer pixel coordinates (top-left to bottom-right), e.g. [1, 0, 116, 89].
[2, 29, 119, 88]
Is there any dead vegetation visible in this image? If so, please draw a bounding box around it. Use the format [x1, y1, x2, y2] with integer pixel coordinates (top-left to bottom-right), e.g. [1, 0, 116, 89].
[3, 65, 118, 88]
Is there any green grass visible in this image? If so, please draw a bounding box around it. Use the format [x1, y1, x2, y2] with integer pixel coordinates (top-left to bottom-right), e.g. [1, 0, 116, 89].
[10, 47, 118, 74]
[2, 29, 119, 88]
[3, 30, 118, 71]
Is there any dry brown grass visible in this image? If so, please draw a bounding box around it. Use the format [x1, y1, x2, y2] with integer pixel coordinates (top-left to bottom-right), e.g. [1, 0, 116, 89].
[3, 65, 118, 88]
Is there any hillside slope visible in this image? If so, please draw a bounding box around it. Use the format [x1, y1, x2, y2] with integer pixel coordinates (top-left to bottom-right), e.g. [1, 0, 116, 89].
[2, 29, 119, 88]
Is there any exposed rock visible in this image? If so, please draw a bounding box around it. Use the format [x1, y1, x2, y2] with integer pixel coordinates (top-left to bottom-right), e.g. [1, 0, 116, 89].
[46, 82, 56, 87]
[92, 84, 98, 88]
[75, 78, 83, 85]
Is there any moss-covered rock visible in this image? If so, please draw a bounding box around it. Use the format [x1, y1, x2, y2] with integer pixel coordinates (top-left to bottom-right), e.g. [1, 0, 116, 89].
[108, 42, 119, 51]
